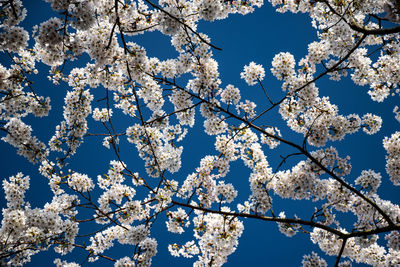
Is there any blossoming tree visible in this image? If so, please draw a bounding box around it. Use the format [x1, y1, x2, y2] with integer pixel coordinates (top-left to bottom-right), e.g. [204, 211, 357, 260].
[1, 0, 400, 266]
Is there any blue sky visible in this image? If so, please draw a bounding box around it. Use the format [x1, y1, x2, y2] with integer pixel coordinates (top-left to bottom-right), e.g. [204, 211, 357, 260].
[1, 1, 399, 266]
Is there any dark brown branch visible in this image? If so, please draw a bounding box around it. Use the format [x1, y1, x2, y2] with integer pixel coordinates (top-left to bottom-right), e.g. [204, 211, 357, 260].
[172, 200, 346, 237]
[334, 237, 348, 267]
[349, 23, 400, 35]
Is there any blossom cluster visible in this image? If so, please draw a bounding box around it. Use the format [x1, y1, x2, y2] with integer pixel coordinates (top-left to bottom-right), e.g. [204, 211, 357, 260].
[1, 173, 79, 266]
[383, 132, 400, 185]
[48, 87, 93, 158]
[185, 207, 244, 267]
[126, 124, 184, 176]
[2, 118, 48, 163]
[240, 62, 265, 86]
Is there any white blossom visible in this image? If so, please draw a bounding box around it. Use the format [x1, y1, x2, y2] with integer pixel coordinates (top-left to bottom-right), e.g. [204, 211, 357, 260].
[2, 0, 400, 266]
[240, 62, 265, 86]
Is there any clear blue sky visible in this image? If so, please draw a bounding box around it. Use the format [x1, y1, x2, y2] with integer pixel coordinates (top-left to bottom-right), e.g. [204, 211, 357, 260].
[1, 1, 399, 266]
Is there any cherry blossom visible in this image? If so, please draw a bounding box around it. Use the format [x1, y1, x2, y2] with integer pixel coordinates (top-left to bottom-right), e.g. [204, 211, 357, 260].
[1, 0, 400, 266]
